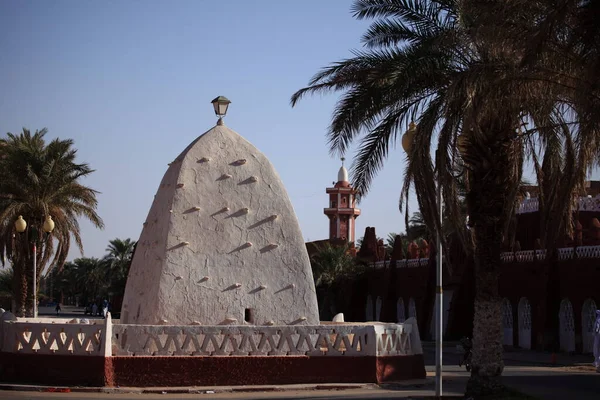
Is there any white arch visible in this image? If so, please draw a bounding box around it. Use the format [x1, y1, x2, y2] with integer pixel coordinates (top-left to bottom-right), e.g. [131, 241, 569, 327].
[517, 297, 531, 349]
[582, 299, 597, 353]
[408, 298, 417, 320]
[559, 299, 576, 353]
[502, 298, 514, 347]
[375, 296, 383, 321]
[397, 298, 406, 323]
[365, 295, 374, 321]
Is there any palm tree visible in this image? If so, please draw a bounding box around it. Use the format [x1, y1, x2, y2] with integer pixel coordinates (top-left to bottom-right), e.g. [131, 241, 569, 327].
[0, 268, 13, 300]
[77, 257, 108, 303]
[384, 232, 400, 254]
[310, 242, 362, 319]
[406, 213, 429, 241]
[355, 236, 363, 249]
[57, 258, 107, 306]
[0, 128, 104, 316]
[103, 238, 136, 298]
[291, 1, 598, 396]
[310, 243, 359, 287]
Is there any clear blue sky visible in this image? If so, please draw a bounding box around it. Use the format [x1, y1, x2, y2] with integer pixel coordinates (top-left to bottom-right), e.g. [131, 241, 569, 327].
[0, 0, 419, 260]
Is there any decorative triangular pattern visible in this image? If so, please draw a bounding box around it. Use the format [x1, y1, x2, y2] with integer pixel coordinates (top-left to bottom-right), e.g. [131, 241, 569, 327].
[110, 324, 416, 357]
[374, 324, 412, 356]
[2, 320, 422, 358]
[6, 322, 102, 355]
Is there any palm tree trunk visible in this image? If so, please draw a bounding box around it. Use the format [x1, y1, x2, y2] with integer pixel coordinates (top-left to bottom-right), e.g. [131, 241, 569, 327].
[464, 138, 517, 397]
[12, 261, 27, 317]
[466, 220, 505, 396]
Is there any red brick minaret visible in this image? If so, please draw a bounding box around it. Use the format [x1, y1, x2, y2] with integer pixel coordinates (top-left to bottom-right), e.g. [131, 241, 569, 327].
[324, 158, 361, 243]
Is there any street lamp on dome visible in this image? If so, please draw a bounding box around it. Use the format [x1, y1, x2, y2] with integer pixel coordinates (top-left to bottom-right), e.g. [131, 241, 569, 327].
[14, 215, 55, 318]
[402, 121, 444, 397]
[211, 96, 231, 125]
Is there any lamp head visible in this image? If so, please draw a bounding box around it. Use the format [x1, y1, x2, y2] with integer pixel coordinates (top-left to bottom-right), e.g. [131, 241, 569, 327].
[14, 215, 27, 233]
[43, 215, 55, 233]
[211, 96, 231, 125]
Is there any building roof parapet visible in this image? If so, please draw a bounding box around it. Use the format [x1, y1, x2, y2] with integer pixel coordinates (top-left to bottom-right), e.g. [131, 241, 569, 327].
[367, 245, 600, 268]
[517, 194, 600, 214]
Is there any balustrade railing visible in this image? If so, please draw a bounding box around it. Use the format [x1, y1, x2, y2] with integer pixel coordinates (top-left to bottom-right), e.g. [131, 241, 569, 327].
[0, 314, 111, 356]
[0, 312, 422, 358]
[111, 318, 421, 357]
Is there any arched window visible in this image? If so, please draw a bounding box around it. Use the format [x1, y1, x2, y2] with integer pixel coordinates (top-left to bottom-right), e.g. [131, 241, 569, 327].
[559, 299, 576, 352]
[502, 298, 514, 346]
[582, 299, 597, 353]
[517, 298, 531, 349]
[365, 295, 374, 321]
[375, 296, 383, 321]
[397, 298, 406, 323]
[408, 298, 417, 320]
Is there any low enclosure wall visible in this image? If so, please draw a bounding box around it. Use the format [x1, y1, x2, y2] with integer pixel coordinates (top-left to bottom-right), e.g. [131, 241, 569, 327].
[0, 313, 425, 386]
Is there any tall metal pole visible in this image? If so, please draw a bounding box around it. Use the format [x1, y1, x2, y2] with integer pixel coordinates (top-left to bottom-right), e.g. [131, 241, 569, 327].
[33, 242, 37, 318]
[435, 179, 443, 396]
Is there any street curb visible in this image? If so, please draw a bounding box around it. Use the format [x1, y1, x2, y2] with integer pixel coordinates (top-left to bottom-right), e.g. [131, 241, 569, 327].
[0, 383, 374, 395]
[379, 379, 432, 390]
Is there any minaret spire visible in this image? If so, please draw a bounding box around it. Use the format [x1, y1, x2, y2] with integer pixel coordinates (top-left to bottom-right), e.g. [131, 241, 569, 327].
[324, 162, 361, 243]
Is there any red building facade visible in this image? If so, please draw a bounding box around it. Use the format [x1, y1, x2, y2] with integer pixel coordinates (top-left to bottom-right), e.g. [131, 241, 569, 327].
[324, 194, 600, 354]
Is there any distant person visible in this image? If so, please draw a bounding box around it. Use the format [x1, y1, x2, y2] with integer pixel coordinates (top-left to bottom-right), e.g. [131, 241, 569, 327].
[92, 303, 98, 316]
[594, 309, 600, 372]
[102, 299, 108, 318]
[55, 303, 61, 316]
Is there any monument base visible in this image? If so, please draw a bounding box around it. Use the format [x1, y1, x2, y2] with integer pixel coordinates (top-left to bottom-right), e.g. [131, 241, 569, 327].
[0, 352, 424, 387]
[0, 352, 110, 387]
[111, 355, 425, 386]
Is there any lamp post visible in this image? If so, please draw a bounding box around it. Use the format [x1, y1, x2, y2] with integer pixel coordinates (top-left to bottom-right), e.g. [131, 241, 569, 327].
[211, 96, 231, 125]
[14, 215, 55, 318]
[402, 122, 443, 397]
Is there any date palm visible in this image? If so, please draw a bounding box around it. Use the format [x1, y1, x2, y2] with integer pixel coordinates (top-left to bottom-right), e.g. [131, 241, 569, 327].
[103, 238, 136, 295]
[310, 243, 358, 287]
[384, 232, 400, 254]
[310, 243, 362, 320]
[292, 0, 598, 396]
[0, 268, 13, 301]
[0, 128, 104, 316]
[407, 213, 429, 241]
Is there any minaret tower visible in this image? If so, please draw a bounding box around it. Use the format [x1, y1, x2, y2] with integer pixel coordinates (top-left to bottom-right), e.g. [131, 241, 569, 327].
[324, 158, 361, 243]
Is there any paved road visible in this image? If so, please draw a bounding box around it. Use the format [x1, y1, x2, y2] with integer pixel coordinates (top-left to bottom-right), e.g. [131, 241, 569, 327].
[38, 306, 103, 320]
[0, 363, 595, 400]
[0, 387, 453, 400]
[422, 346, 600, 400]
[422, 364, 599, 400]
